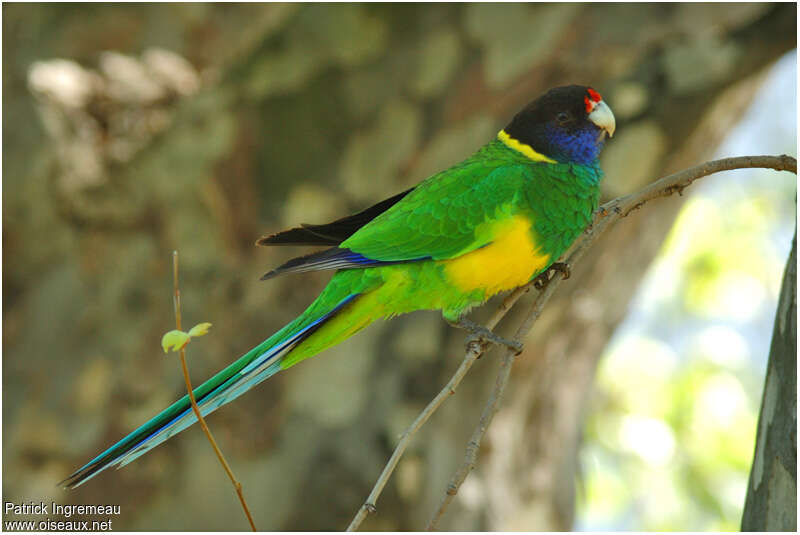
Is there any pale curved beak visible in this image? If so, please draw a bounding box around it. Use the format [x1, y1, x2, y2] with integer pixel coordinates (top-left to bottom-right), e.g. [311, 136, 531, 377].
[588, 100, 616, 138]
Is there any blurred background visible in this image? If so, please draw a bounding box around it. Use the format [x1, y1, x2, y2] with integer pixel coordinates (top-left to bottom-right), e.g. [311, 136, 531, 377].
[2, 3, 796, 531]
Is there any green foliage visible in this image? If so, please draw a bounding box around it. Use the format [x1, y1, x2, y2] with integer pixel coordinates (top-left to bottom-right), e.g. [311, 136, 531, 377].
[161, 323, 212, 353]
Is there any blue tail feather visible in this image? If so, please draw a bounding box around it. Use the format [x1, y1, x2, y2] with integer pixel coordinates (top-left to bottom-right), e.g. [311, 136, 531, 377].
[59, 293, 357, 488]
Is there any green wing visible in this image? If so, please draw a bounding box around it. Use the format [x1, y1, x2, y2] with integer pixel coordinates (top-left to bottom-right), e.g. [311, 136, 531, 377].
[341, 157, 539, 262]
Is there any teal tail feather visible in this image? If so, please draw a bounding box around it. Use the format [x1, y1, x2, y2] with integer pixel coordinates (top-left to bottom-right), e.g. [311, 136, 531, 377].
[59, 293, 357, 489]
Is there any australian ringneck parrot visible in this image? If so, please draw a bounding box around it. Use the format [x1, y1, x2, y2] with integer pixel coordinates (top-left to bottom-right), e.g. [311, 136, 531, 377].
[61, 85, 616, 488]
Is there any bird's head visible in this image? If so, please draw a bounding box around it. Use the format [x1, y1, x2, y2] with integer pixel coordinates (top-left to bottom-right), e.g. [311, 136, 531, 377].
[503, 85, 615, 165]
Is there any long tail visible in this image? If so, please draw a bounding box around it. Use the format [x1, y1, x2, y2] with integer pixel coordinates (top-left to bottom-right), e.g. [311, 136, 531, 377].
[60, 282, 376, 489]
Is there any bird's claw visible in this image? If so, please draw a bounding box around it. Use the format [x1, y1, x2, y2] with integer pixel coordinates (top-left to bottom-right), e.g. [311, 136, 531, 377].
[448, 318, 523, 355]
[533, 262, 571, 290]
[550, 262, 571, 280]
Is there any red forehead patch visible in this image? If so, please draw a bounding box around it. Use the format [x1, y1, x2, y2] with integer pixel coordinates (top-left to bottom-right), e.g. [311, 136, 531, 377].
[584, 88, 603, 113]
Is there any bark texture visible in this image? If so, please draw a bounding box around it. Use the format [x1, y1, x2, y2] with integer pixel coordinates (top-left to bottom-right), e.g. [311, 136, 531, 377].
[741, 232, 797, 531]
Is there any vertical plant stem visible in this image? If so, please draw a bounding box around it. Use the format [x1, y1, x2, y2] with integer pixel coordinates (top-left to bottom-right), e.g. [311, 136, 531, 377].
[172, 251, 257, 532]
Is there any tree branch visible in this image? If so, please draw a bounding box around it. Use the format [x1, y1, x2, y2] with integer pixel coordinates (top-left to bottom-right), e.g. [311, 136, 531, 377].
[346, 155, 796, 532]
[345, 284, 532, 531]
[426, 154, 795, 528]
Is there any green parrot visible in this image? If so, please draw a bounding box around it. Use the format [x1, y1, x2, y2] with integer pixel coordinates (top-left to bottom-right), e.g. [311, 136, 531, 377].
[61, 85, 615, 488]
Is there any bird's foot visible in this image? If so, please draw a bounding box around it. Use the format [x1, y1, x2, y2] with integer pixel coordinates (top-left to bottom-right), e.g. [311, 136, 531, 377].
[447, 318, 523, 355]
[533, 262, 571, 290]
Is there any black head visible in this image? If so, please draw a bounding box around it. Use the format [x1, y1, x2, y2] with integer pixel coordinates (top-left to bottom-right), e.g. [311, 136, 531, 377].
[503, 85, 615, 165]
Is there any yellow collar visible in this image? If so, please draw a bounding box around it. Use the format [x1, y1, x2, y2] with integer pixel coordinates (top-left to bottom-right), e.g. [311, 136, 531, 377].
[497, 130, 556, 163]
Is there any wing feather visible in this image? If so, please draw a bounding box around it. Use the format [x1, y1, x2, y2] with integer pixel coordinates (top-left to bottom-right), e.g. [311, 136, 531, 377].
[259, 146, 546, 279]
[342, 163, 535, 262]
[257, 188, 414, 246]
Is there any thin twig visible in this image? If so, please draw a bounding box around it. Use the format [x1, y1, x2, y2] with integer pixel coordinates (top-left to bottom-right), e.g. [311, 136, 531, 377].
[345, 285, 532, 531]
[425, 154, 796, 528]
[344, 155, 794, 531]
[172, 251, 257, 532]
[428, 260, 564, 530]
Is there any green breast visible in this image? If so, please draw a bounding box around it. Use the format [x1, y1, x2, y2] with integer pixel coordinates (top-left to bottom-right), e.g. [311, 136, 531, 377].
[487, 139, 602, 262]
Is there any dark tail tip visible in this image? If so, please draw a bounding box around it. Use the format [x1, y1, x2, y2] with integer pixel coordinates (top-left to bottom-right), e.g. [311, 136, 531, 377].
[57, 465, 95, 489]
[255, 235, 272, 247]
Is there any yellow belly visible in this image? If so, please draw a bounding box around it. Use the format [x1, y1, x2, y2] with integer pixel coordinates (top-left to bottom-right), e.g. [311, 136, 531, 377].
[441, 214, 550, 298]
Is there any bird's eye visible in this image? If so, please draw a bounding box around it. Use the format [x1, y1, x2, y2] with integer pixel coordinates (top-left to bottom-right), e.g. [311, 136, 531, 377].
[556, 111, 572, 125]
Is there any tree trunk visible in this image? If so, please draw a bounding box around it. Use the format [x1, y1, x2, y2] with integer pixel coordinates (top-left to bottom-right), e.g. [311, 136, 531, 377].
[741, 231, 797, 531]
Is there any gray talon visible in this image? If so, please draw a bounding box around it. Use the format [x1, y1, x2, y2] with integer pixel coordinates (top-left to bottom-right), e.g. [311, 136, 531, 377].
[448, 318, 523, 354]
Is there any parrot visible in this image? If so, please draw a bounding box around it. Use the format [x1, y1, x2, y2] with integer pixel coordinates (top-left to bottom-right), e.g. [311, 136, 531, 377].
[60, 85, 615, 488]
